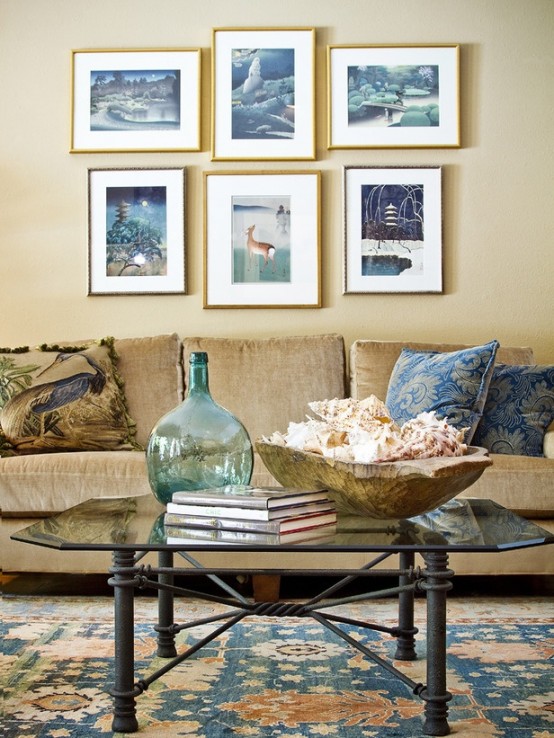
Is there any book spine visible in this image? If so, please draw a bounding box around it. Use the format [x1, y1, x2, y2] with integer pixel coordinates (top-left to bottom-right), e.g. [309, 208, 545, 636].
[164, 512, 281, 532]
[166, 523, 337, 545]
[170, 486, 329, 509]
[168, 530, 280, 544]
[171, 491, 269, 508]
[165, 502, 272, 520]
[164, 510, 337, 534]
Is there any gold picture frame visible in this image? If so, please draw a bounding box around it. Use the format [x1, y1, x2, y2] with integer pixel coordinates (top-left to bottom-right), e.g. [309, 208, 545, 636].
[71, 48, 201, 153]
[204, 170, 321, 307]
[328, 44, 460, 149]
[211, 27, 316, 161]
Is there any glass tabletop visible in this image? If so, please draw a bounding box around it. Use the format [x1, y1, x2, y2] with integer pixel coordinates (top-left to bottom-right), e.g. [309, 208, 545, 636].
[11, 494, 554, 553]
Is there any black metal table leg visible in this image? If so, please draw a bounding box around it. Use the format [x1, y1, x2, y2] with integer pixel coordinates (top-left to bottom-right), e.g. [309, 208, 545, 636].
[109, 550, 139, 733]
[104, 549, 455, 735]
[419, 551, 453, 736]
[156, 550, 178, 658]
[395, 550, 417, 660]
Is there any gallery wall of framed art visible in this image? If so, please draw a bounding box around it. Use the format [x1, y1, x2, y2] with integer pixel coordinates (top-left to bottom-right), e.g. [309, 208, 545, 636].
[70, 31, 459, 308]
[6, 0, 551, 363]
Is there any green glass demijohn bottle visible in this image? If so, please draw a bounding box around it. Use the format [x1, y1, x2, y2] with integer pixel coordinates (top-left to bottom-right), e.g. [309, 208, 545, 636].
[146, 352, 253, 505]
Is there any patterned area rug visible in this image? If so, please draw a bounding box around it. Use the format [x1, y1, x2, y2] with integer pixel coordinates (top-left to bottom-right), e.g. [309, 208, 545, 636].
[2, 595, 553, 737]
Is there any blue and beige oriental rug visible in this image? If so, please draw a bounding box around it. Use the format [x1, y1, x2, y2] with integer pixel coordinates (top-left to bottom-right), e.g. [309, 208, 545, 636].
[2, 595, 553, 737]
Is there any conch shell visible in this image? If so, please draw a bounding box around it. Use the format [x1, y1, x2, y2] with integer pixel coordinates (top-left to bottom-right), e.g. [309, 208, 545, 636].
[264, 395, 467, 463]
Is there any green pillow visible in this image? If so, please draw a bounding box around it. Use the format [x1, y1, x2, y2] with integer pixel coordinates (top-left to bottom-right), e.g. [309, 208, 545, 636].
[385, 340, 499, 443]
[0, 338, 138, 455]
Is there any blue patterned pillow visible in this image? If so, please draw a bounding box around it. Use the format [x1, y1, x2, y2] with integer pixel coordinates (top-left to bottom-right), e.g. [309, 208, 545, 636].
[472, 364, 554, 456]
[385, 340, 499, 443]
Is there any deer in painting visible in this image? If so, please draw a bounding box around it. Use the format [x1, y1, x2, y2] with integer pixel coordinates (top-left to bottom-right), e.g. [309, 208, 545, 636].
[245, 225, 276, 273]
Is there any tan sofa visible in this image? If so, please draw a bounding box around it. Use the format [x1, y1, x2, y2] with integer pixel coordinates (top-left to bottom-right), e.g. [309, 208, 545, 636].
[2, 333, 553, 578]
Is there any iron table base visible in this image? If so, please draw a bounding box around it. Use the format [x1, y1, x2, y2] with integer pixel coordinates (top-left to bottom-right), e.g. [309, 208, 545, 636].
[108, 548, 453, 736]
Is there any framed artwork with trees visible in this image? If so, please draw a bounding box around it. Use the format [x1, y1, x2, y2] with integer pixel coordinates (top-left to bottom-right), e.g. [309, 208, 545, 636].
[88, 168, 186, 295]
[343, 166, 442, 293]
[328, 45, 460, 149]
[71, 49, 201, 153]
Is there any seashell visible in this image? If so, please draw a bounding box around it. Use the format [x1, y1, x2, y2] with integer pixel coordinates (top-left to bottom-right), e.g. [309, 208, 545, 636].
[264, 396, 467, 465]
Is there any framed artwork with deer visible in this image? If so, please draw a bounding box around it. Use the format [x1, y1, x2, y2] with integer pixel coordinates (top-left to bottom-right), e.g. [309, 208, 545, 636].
[88, 167, 186, 295]
[203, 170, 321, 308]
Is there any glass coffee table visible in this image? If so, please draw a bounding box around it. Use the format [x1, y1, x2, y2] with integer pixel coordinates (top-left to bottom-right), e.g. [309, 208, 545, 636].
[11, 494, 553, 736]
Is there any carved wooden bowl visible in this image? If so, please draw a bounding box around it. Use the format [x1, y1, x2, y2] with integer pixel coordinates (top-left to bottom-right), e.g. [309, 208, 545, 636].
[256, 441, 492, 519]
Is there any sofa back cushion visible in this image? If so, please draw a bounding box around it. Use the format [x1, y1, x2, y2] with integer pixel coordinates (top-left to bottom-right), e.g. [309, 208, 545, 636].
[350, 340, 534, 403]
[114, 334, 184, 447]
[182, 335, 347, 444]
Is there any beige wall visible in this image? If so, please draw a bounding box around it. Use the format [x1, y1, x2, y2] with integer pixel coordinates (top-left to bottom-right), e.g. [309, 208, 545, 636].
[1, 0, 553, 363]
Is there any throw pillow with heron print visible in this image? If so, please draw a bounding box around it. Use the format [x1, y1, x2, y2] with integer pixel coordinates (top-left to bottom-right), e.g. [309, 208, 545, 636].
[0, 338, 137, 455]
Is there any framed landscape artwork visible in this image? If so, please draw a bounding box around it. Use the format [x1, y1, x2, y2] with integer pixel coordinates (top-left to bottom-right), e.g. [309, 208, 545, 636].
[204, 171, 321, 307]
[71, 49, 201, 152]
[88, 167, 186, 295]
[211, 27, 316, 160]
[328, 44, 460, 149]
[343, 166, 442, 294]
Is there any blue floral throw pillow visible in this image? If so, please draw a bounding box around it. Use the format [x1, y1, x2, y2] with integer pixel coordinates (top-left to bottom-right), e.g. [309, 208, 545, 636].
[385, 340, 499, 443]
[472, 364, 554, 456]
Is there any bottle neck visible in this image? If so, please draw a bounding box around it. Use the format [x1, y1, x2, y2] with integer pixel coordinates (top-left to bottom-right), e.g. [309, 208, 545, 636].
[188, 360, 210, 395]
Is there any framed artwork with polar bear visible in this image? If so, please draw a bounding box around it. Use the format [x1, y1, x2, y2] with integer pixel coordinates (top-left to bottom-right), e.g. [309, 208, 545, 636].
[211, 28, 316, 161]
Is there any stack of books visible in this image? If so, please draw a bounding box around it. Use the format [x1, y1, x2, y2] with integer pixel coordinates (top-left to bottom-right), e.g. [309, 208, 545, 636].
[164, 485, 337, 545]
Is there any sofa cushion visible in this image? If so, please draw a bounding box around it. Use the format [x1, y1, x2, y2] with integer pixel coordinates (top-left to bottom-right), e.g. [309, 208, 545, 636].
[384, 340, 499, 442]
[544, 422, 554, 458]
[473, 364, 554, 456]
[0, 339, 136, 455]
[456, 452, 554, 517]
[182, 334, 347, 446]
[0, 450, 150, 515]
[114, 334, 184, 447]
[350, 340, 535, 404]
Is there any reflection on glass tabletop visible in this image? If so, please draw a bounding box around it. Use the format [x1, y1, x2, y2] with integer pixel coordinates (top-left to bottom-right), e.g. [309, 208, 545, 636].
[11, 495, 553, 553]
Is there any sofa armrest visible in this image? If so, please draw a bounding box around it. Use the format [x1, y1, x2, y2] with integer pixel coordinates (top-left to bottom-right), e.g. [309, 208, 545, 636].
[544, 421, 554, 458]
